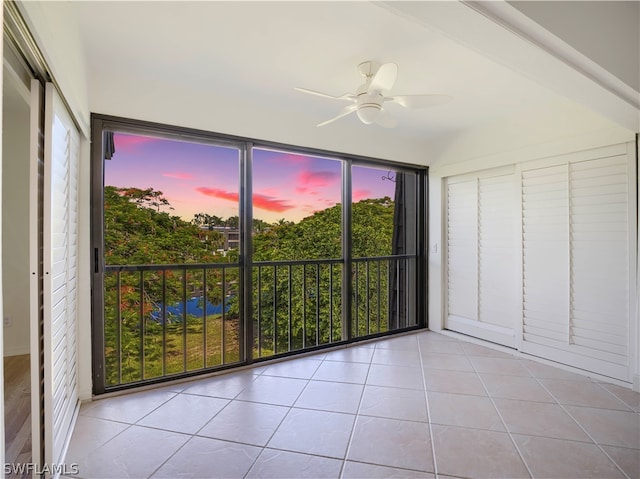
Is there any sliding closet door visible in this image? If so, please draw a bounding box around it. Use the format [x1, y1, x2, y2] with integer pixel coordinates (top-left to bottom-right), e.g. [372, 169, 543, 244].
[446, 168, 517, 347]
[520, 143, 636, 381]
[29, 78, 45, 470]
[43, 83, 80, 466]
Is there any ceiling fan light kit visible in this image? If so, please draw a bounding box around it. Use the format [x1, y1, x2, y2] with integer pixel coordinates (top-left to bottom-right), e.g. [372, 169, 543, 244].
[295, 61, 452, 128]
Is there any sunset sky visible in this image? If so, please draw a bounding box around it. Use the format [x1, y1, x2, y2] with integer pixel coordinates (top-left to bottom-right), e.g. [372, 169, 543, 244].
[106, 132, 396, 223]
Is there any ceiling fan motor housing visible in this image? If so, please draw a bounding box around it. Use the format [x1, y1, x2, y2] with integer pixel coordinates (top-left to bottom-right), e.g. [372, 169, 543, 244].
[356, 86, 384, 124]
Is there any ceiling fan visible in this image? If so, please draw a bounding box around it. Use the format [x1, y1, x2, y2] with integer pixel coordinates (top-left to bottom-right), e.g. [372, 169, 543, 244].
[295, 61, 452, 128]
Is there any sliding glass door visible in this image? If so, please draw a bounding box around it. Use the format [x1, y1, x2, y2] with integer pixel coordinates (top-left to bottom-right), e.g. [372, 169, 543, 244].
[92, 115, 426, 393]
[93, 124, 245, 392]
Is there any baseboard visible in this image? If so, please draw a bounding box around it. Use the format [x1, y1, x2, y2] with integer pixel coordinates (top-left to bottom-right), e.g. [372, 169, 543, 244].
[633, 374, 640, 392]
[3, 346, 30, 357]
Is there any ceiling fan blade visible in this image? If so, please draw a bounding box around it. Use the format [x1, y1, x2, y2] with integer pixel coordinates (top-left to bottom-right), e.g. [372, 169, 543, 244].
[386, 94, 452, 109]
[317, 104, 357, 127]
[368, 62, 398, 92]
[374, 109, 397, 129]
[295, 87, 356, 101]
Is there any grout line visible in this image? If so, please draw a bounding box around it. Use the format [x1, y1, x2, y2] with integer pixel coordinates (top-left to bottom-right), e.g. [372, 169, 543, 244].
[592, 380, 638, 412]
[525, 366, 634, 479]
[242, 365, 319, 479]
[417, 334, 440, 478]
[339, 349, 375, 479]
[461, 345, 535, 479]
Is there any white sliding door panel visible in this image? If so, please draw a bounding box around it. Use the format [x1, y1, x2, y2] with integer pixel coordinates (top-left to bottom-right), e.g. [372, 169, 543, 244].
[43, 82, 80, 469]
[522, 165, 570, 347]
[444, 143, 636, 382]
[446, 170, 517, 347]
[446, 180, 478, 321]
[520, 146, 635, 381]
[570, 156, 629, 366]
[479, 174, 516, 332]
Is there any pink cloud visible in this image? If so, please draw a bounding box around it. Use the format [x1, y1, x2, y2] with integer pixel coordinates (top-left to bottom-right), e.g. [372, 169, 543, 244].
[163, 172, 194, 180]
[195, 187, 239, 202]
[353, 189, 371, 201]
[114, 133, 159, 152]
[254, 194, 294, 212]
[196, 187, 293, 212]
[296, 170, 340, 194]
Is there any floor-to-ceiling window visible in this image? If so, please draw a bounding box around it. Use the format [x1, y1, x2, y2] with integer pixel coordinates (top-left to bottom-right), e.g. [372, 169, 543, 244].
[91, 115, 426, 394]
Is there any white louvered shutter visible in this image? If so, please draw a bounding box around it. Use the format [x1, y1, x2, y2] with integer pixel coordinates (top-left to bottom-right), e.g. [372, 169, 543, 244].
[520, 144, 635, 381]
[521, 165, 570, 346]
[569, 156, 630, 369]
[446, 170, 517, 347]
[43, 83, 80, 468]
[447, 179, 478, 321]
[478, 174, 517, 332]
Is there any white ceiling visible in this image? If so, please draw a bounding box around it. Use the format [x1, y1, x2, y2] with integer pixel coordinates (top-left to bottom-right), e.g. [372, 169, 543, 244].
[71, 1, 566, 138]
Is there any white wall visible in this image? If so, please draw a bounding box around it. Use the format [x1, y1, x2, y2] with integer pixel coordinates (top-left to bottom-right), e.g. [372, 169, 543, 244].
[509, 1, 639, 93]
[18, 1, 89, 136]
[2, 79, 30, 356]
[17, 1, 93, 399]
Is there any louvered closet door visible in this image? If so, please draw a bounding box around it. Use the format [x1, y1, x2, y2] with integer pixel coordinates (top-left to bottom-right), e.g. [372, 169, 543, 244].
[446, 170, 517, 347]
[520, 144, 636, 381]
[43, 83, 80, 467]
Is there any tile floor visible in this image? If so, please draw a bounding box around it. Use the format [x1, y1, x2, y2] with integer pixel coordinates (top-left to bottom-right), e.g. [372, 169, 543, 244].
[65, 331, 640, 479]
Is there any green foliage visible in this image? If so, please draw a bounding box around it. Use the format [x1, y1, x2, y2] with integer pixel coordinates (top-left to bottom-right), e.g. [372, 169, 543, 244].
[103, 187, 398, 385]
[105, 186, 220, 265]
[251, 198, 395, 356]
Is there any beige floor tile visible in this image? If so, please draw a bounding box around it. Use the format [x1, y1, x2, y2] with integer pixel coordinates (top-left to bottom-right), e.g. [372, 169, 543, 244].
[428, 392, 504, 431]
[372, 348, 421, 367]
[367, 364, 424, 390]
[461, 342, 516, 358]
[75, 425, 189, 478]
[79, 389, 177, 424]
[493, 398, 591, 442]
[294, 380, 364, 414]
[480, 373, 554, 403]
[198, 400, 288, 446]
[150, 436, 260, 478]
[521, 359, 595, 381]
[374, 335, 419, 351]
[235, 375, 308, 406]
[601, 445, 640, 479]
[420, 353, 475, 372]
[598, 382, 640, 412]
[323, 347, 374, 363]
[268, 408, 355, 458]
[260, 358, 322, 379]
[182, 370, 259, 398]
[418, 340, 464, 355]
[431, 425, 529, 479]
[347, 416, 433, 472]
[65, 416, 129, 463]
[341, 461, 435, 478]
[246, 449, 343, 478]
[514, 434, 626, 479]
[312, 360, 370, 384]
[566, 405, 640, 449]
[423, 369, 487, 397]
[541, 379, 633, 410]
[469, 356, 532, 376]
[137, 393, 228, 434]
[359, 385, 428, 422]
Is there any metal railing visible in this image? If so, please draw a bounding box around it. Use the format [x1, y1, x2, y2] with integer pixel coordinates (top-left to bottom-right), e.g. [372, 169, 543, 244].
[102, 255, 416, 389]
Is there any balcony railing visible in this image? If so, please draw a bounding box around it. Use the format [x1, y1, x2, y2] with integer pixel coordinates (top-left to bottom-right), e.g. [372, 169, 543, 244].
[103, 255, 416, 390]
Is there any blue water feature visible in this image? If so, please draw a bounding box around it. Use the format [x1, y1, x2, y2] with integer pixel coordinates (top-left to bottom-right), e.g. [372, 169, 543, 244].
[151, 296, 232, 323]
